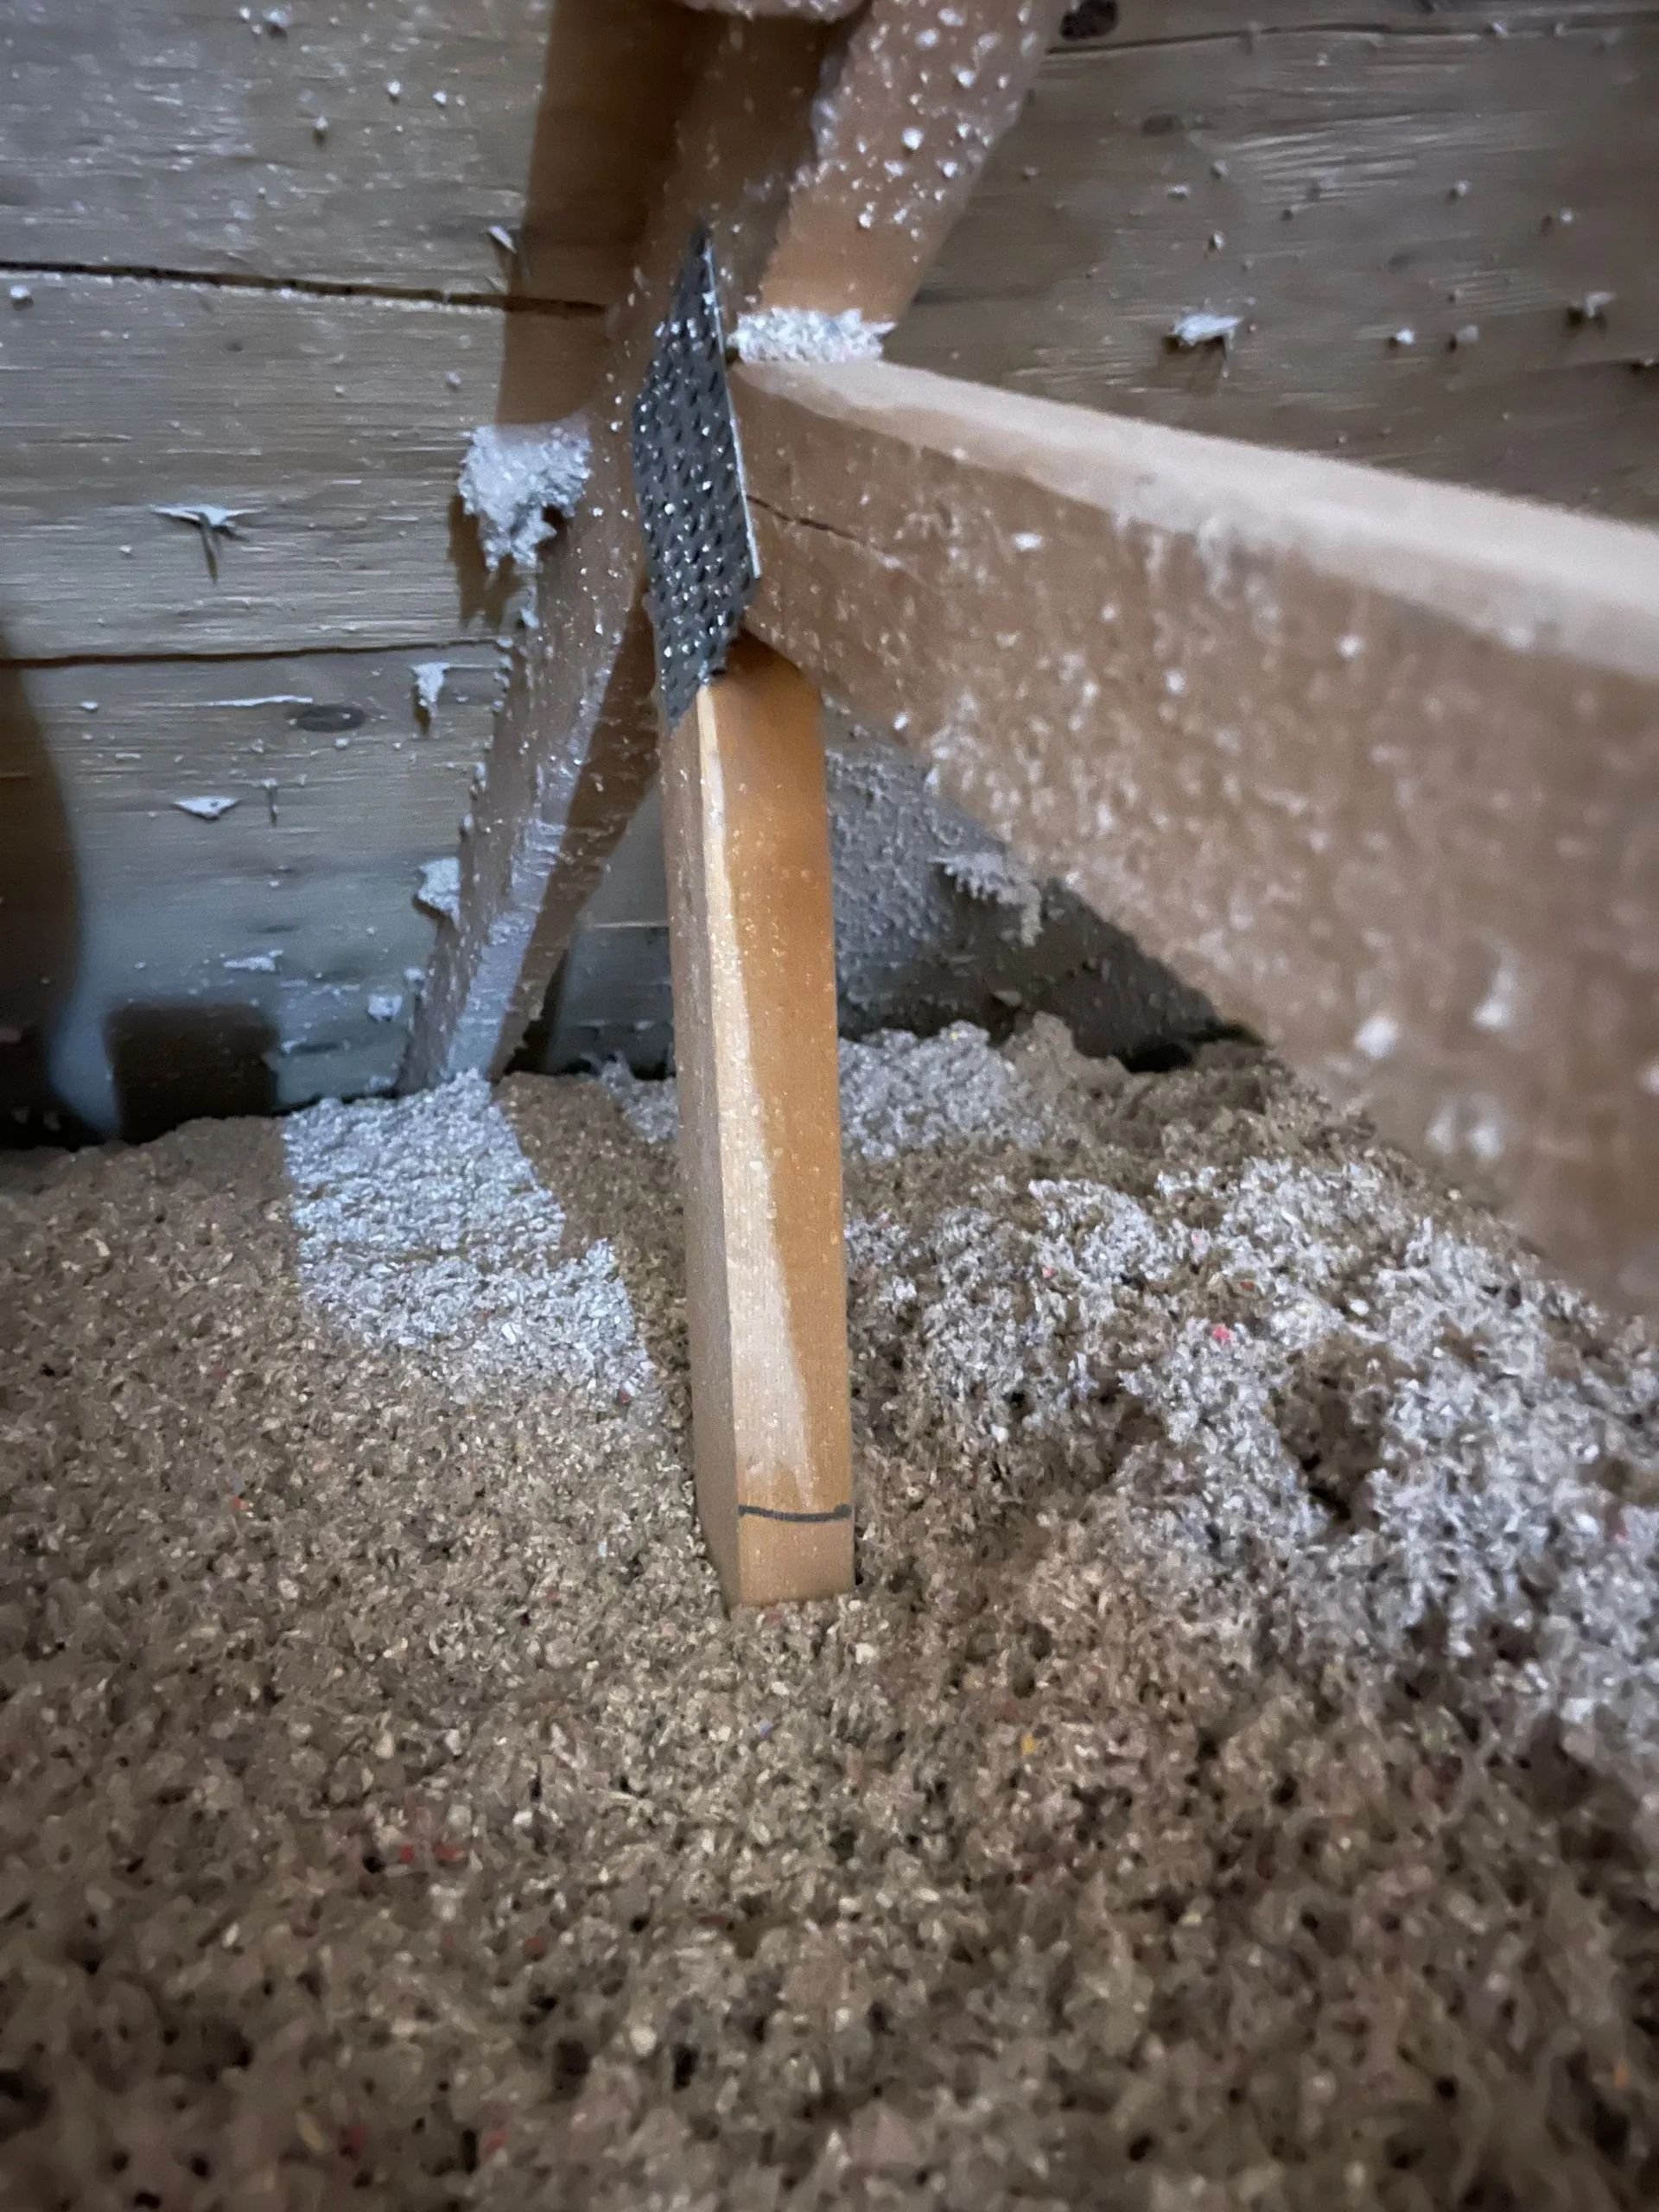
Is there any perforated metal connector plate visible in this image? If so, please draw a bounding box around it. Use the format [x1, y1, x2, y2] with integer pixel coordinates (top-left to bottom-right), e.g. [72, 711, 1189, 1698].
[630, 224, 760, 731]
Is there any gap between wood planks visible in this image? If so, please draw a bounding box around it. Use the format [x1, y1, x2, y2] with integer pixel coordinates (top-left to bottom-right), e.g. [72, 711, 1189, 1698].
[1096, 0, 1659, 41]
[1084, 16, 1651, 56]
[0, 259, 604, 316]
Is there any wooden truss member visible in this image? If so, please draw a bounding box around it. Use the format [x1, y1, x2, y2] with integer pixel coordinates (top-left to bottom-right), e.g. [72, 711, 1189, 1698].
[629, 226, 855, 1610]
[734, 359, 1659, 1315]
[660, 639, 853, 1605]
[413, 6, 1657, 1613]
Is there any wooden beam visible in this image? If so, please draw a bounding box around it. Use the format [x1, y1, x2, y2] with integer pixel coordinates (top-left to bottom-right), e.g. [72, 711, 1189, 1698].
[661, 638, 852, 1606]
[402, 0, 1066, 1090]
[733, 357, 1659, 1312]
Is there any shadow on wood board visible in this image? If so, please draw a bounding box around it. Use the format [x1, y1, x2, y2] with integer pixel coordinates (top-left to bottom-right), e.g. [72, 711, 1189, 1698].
[0, 652, 96, 1144]
[1, 656, 281, 1149]
[104, 1002, 277, 1147]
[446, 499, 514, 639]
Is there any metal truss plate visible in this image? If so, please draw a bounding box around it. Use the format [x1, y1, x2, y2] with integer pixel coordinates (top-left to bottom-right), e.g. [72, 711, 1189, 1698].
[630, 223, 760, 732]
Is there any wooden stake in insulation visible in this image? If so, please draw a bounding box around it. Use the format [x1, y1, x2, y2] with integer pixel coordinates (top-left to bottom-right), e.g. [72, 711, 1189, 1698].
[628, 229, 853, 1605]
[660, 635, 853, 1607]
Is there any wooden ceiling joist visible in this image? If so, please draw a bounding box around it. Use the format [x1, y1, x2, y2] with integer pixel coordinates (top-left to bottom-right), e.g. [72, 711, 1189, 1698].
[660, 636, 855, 1606]
[400, 0, 1066, 1092]
[732, 356, 1659, 1310]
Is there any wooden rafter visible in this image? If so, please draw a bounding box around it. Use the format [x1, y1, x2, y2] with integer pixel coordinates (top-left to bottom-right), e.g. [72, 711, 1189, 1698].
[732, 357, 1659, 1311]
[401, 0, 1066, 1091]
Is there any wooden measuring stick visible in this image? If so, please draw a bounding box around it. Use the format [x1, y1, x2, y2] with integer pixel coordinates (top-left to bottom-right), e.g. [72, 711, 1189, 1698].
[659, 633, 853, 1608]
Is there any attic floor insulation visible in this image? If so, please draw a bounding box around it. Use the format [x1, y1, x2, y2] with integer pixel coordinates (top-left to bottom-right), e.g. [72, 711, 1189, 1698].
[0, 1021, 1655, 2212]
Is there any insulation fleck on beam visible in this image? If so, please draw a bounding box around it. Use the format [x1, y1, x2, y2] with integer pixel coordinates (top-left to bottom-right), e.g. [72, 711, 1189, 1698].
[733, 356, 1659, 1312]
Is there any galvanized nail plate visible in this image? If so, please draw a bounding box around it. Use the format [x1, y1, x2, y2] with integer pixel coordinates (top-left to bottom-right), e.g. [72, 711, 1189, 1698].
[630, 223, 760, 732]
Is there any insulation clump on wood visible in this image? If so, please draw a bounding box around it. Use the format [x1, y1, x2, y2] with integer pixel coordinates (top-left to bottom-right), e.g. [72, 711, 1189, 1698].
[936, 847, 1045, 944]
[456, 417, 591, 575]
[410, 659, 450, 723]
[415, 855, 461, 922]
[1166, 309, 1241, 350]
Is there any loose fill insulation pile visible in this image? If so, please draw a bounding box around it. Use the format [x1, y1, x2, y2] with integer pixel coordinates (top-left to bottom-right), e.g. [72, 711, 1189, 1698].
[1, 1020, 1656, 2211]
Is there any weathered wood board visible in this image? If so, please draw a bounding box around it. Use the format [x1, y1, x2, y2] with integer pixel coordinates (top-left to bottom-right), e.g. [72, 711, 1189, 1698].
[0, 0, 671, 1136]
[0, 275, 601, 660]
[0, 651, 498, 1137]
[893, 3, 1659, 516]
[0, 0, 693, 306]
[736, 357, 1659, 1311]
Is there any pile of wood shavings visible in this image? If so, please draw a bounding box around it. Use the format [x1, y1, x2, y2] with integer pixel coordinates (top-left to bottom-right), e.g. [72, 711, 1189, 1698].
[1, 1020, 1656, 2211]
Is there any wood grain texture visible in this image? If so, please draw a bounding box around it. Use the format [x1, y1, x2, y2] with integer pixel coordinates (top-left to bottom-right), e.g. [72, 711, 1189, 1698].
[0, 0, 692, 306]
[893, 3, 1659, 517]
[0, 274, 600, 660]
[404, 0, 1067, 1090]
[410, 596, 665, 1089]
[734, 358, 1659, 1311]
[661, 639, 852, 1607]
[400, 17, 830, 1091]
[0, 651, 495, 1138]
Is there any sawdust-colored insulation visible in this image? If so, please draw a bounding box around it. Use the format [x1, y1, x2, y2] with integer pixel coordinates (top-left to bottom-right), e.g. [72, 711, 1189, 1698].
[2, 1021, 1656, 2208]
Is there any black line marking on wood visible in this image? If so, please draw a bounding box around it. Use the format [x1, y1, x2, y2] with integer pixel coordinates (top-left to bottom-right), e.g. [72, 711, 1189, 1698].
[737, 1503, 854, 1525]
